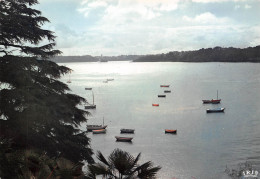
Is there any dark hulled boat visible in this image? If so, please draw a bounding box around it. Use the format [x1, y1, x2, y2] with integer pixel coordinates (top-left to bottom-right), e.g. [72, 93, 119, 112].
[164, 90, 171, 93]
[160, 85, 170, 87]
[165, 129, 177, 134]
[115, 136, 133, 142]
[120, 129, 135, 133]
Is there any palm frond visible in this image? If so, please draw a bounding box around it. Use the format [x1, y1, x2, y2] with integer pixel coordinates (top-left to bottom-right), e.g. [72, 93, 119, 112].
[87, 163, 112, 176]
[96, 150, 109, 166]
[108, 148, 136, 175]
[132, 152, 141, 168]
[136, 161, 161, 178]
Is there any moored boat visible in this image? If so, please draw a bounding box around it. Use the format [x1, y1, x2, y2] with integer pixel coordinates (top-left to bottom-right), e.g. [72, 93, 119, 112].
[67, 70, 72, 83]
[87, 125, 107, 131]
[120, 129, 135, 134]
[206, 107, 225, 113]
[85, 89, 96, 109]
[165, 129, 177, 134]
[160, 85, 170, 87]
[202, 99, 221, 104]
[115, 136, 133, 142]
[152, 104, 159, 106]
[93, 129, 106, 134]
[85, 87, 92, 90]
[158, 95, 166, 97]
[164, 90, 171, 93]
[85, 104, 96, 109]
[202, 90, 221, 104]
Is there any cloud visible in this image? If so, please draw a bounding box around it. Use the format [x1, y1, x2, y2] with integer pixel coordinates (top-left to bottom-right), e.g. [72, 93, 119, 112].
[234, 5, 240, 9]
[245, 4, 252, 9]
[248, 25, 260, 46]
[182, 12, 231, 25]
[56, 24, 260, 56]
[38, 0, 260, 56]
[192, 0, 248, 3]
[88, 1, 108, 8]
[77, 0, 108, 17]
[78, 0, 180, 21]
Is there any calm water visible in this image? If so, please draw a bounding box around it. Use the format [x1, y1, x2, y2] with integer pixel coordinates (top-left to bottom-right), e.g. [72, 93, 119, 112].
[60, 61, 260, 179]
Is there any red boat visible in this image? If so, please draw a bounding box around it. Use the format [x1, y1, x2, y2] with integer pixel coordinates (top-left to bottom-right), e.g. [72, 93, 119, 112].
[160, 85, 170, 87]
[202, 99, 221, 104]
[202, 90, 221, 104]
[93, 129, 106, 134]
[87, 125, 107, 131]
[165, 129, 177, 134]
[152, 104, 159, 106]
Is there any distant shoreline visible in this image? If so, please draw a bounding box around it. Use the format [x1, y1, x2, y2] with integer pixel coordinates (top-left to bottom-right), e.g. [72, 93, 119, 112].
[49, 46, 260, 63]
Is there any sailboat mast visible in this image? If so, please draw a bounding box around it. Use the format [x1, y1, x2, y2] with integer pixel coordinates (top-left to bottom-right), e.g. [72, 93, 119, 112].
[92, 90, 94, 105]
[217, 90, 218, 100]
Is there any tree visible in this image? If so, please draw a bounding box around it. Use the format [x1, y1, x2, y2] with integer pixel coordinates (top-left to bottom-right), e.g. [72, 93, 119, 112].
[0, 0, 94, 170]
[0, 138, 86, 179]
[86, 148, 161, 179]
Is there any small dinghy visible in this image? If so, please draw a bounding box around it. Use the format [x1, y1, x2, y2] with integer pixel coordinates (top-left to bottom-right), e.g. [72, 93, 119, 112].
[206, 107, 225, 113]
[152, 104, 159, 107]
[158, 95, 166, 97]
[160, 85, 170, 87]
[115, 136, 133, 142]
[120, 129, 135, 134]
[165, 129, 177, 134]
[93, 129, 106, 134]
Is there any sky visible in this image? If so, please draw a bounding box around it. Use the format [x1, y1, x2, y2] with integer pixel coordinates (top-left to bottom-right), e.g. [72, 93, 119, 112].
[36, 0, 260, 56]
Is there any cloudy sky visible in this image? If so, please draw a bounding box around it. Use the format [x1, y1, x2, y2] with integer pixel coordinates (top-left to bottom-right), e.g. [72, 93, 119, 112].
[36, 0, 260, 56]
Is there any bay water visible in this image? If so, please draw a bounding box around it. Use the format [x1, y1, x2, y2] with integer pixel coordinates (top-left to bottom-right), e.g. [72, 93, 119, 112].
[60, 61, 260, 179]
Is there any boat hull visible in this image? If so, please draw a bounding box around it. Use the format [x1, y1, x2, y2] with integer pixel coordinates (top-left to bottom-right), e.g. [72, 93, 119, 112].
[152, 104, 159, 106]
[120, 129, 135, 134]
[115, 136, 133, 142]
[85, 104, 96, 109]
[87, 125, 107, 131]
[202, 99, 221, 104]
[164, 90, 171, 93]
[165, 129, 177, 134]
[206, 108, 225, 113]
[93, 129, 106, 134]
[158, 95, 166, 97]
[160, 85, 170, 87]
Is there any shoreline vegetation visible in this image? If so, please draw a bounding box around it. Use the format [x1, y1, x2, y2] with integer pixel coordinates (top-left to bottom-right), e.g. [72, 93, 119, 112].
[50, 46, 260, 63]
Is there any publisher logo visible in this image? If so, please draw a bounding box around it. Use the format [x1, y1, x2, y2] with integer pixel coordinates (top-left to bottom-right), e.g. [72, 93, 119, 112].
[242, 170, 259, 178]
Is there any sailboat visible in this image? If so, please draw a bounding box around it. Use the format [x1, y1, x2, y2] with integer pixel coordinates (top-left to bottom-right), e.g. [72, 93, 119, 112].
[85, 88, 96, 109]
[202, 90, 221, 104]
[87, 117, 107, 131]
[67, 70, 72, 83]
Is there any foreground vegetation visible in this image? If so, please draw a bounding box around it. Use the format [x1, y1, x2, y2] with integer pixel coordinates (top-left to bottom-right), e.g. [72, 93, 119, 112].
[86, 148, 161, 179]
[0, 0, 93, 177]
[0, 1, 161, 178]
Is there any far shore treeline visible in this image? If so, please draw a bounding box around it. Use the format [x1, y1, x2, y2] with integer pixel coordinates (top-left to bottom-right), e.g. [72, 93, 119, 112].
[134, 46, 260, 62]
[50, 46, 260, 63]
